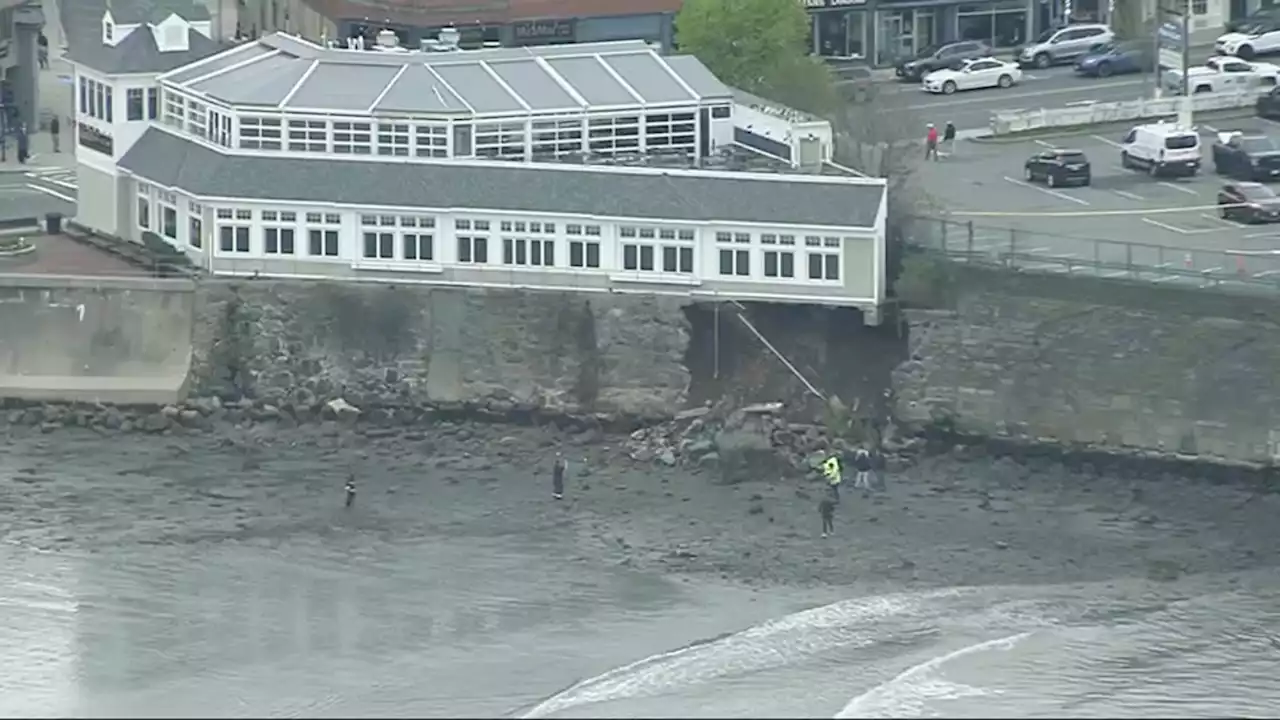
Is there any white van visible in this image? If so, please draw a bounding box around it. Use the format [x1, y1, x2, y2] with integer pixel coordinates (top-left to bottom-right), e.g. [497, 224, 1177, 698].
[1119, 122, 1202, 177]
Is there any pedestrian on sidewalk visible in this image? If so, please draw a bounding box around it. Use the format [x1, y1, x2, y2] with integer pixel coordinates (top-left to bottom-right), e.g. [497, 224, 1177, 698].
[942, 120, 956, 158]
[37, 33, 48, 70]
[925, 123, 939, 161]
[16, 124, 28, 165]
[49, 115, 59, 153]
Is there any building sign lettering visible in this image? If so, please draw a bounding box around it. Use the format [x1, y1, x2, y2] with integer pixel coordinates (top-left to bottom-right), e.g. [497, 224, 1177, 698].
[77, 122, 113, 156]
[803, 0, 868, 9]
[512, 19, 575, 43]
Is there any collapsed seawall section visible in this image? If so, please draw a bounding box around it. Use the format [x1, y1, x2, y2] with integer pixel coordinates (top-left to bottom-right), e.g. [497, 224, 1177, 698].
[0, 275, 195, 404]
[892, 265, 1280, 466]
[191, 283, 692, 421]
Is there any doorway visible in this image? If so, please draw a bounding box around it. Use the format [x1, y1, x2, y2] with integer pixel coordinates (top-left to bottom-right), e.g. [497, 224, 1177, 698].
[877, 9, 937, 65]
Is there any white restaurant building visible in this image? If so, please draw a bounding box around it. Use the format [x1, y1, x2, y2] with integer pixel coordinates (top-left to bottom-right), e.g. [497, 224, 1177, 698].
[67, 15, 889, 324]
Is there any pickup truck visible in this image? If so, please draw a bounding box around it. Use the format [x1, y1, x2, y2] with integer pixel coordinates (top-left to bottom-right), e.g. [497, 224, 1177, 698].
[1163, 58, 1280, 94]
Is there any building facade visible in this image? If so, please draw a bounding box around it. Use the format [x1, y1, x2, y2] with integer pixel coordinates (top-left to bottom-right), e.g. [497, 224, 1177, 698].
[806, 0, 1228, 66]
[0, 0, 44, 132]
[66, 30, 887, 322]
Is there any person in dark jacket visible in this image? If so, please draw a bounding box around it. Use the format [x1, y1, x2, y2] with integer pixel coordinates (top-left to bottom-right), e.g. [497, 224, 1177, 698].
[852, 449, 873, 490]
[344, 474, 356, 508]
[552, 452, 567, 499]
[16, 124, 28, 165]
[49, 115, 60, 153]
[819, 496, 835, 537]
[942, 120, 957, 157]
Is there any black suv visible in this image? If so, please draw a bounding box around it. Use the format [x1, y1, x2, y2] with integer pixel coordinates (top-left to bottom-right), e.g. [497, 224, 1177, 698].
[895, 41, 993, 82]
[1024, 148, 1091, 187]
[1211, 132, 1280, 180]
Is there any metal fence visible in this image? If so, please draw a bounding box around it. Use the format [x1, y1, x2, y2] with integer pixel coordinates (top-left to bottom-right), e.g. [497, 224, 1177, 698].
[909, 216, 1280, 293]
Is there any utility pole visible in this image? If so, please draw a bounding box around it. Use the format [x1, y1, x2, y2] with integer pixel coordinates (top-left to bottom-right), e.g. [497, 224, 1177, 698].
[1180, 0, 1193, 127]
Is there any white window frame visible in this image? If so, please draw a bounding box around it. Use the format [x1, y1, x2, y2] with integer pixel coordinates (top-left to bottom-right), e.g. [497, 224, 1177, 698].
[805, 235, 843, 282]
[157, 189, 179, 242]
[760, 232, 797, 280]
[239, 115, 282, 150]
[163, 90, 185, 129]
[136, 182, 153, 232]
[188, 200, 204, 249]
[644, 110, 697, 154]
[126, 87, 144, 121]
[531, 117, 584, 158]
[587, 114, 641, 156]
[414, 123, 449, 158]
[399, 215, 436, 263]
[261, 210, 298, 255]
[333, 120, 373, 155]
[287, 117, 328, 153]
[617, 225, 696, 280]
[565, 223, 603, 269]
[376, 122, 410, 156]
[455, 218, 491, 264]
[215, 208, 252, 254]
[305, 211, 342, 258]
[716, 231, 752, 278]
[474, 120, 527, 159]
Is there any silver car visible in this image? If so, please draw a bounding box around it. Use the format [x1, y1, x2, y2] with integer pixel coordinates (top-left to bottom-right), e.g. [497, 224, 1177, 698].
[1018, 24, 1114, 69]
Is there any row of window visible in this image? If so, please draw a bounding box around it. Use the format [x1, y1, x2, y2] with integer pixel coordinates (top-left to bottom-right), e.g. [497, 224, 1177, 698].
[79, 77, 112, 122]
[125, 87, 159, 122]
[162, 99, 699, 159]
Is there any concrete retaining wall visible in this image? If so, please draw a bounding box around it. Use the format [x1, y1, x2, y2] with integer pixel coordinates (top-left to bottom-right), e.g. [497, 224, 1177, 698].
[892, 267, 1280, 465]
[0, 275, 195, 404]
[189, 282, 692, 420]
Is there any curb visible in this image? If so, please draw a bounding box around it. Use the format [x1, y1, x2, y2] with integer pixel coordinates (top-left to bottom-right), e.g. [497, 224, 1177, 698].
[966, 108, 1257, 143]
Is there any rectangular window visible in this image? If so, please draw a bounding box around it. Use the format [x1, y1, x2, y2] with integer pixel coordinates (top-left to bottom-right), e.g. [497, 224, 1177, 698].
[161, 205, 177, 239]
[531, 118, 583, 158]
[403, 233, 433, 261]
[764, 250, 794, 278]
[264, 227, 296, 255]
[362, 231, 394, 259]
[457, 236, 488, 263]
[147, 88, 158, 119]
[474, 121, 527, 159]
[105, 86, 113, 122]
[587, 115, 641, 155]
[240, 116, 283, 150]
[719, 249, 750, 276]
[501, 237, 555, 267]
[137, 197, 151, 230]
[126, 88, 143, 121]
[662, 246, 694, 273]
[644, 111, 696, 154]
[308, 229, 339, 257]
[415, 124, 449, 158]
[333, 121, 373, 154]
[218, 225, 251, 253]
[163, 91, 185, 128]
[377, 122, 410, 156]
[807, 238, 841, 281]
[569, 239, 600, 268]
[287, 119, 327, 152]
[189, 216, 202, 248]
[622, 243, 656, 271]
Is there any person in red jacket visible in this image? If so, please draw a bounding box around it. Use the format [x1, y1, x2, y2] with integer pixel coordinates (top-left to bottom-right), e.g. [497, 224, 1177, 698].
[925, 123, 939, 161]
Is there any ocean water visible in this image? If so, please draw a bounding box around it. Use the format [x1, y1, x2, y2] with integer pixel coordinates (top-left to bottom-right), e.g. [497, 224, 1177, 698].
[5, 525, 1279, 719]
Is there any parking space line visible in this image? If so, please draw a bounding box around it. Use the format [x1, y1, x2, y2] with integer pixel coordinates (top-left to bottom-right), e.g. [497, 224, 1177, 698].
[1243, 231, 1280, 239]
[1201, 212, 1247, 228]
[1033, 139, 1057, 148]
[1091, 134, 1122, 148]
[1143, 217, 1192, 234]
[1159, 181, 1198, 196]
[1002, 175, 1090, 205]
[1113, 189, 1145, 201]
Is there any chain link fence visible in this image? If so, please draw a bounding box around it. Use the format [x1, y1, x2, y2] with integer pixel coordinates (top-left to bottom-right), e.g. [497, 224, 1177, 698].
[909, 216, 1280, 293]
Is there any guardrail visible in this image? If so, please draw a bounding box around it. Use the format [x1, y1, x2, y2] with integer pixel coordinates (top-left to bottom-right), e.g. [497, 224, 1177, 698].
[989, 90, 1261, 136]
[913, 217, 1280, 293]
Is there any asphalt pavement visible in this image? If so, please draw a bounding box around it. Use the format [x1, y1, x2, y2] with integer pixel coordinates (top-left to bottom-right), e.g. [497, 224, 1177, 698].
[876, 47, 1219, 133]
[915, 114, 1280, 288]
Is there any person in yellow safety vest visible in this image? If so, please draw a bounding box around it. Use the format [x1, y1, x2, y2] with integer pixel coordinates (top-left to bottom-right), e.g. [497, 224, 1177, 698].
[822, 454, 843, 503]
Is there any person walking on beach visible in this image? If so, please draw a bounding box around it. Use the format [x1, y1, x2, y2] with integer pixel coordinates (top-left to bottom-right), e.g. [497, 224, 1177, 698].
[819, 496, 836, 538]
[852, 448, 873, 491]
[344, 474, 356, 508]
[822, 453, 843, 503]
[551, 452, 567, 500]
[925, 123, 939, 161]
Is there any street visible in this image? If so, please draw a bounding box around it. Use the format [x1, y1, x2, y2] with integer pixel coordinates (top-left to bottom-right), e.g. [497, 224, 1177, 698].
[874, 47, 1219, 133]
[914, 115, 1280, 287]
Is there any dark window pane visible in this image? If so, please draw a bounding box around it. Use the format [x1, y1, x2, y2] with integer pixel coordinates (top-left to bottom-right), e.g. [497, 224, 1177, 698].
[623, 244, 638, 270]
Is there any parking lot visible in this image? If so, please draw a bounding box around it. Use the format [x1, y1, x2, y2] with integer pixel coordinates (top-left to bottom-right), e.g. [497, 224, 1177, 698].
[916, 116, 1280, 286]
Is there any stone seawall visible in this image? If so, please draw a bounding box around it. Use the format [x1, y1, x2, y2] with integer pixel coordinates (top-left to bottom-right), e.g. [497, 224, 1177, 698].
[189, 282, 692, 423]
[0, 275, 194, 405]
[892, 265, 1280, 466]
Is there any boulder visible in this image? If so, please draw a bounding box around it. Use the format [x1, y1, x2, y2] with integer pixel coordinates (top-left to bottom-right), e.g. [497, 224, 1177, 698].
[323, 398, 361, 424]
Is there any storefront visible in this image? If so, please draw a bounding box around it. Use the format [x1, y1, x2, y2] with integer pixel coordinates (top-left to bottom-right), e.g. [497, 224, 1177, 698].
[806, 0, 1034, 66]
[808, 0, 870, 58]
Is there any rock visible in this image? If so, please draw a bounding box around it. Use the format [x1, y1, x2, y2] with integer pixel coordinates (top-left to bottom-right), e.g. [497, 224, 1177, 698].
[40, 421, 59, 433]
[993, 540, 1009, 550]
[323, 398, 361, 424]
[683, 438, 715, 458]
[141, 412, 170, 433]
[178, 409, 202, 427]
[697, 452, 720, 467]
[160, 404, 181, 419]
[675, 406, 711, 421]
[254, 404, 280, 420]
[657, 449, 677, 466]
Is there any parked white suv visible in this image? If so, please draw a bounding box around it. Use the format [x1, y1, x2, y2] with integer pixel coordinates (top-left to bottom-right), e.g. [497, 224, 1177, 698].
[1215, 22, 1280, 60]
[1018, 24, 1113, 69]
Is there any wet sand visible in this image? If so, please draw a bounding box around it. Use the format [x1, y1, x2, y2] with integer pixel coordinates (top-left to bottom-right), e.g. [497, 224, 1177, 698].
[5, 419, 1278, 594]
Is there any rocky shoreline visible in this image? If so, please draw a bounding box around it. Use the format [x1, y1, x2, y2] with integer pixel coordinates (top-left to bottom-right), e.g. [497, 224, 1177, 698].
[4, 394, 1278, 487]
